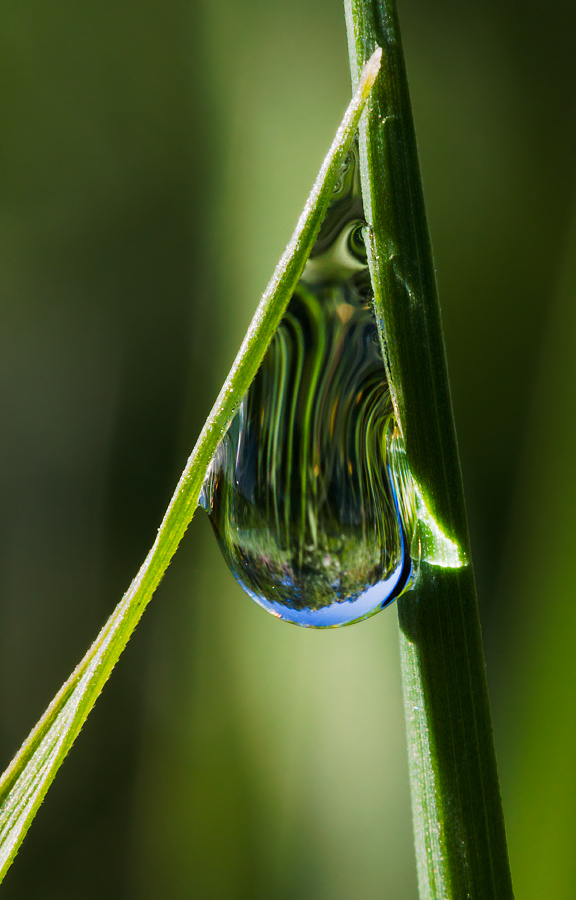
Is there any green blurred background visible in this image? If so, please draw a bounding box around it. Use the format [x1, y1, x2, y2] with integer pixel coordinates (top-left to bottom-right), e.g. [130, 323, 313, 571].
[0, 0, 574, 897]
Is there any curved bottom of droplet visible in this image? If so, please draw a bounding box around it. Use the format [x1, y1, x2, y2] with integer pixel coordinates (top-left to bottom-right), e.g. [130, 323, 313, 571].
[225, 474, 413, 626]
[233, 548, 411, 627]
[207, 455, 414, 627]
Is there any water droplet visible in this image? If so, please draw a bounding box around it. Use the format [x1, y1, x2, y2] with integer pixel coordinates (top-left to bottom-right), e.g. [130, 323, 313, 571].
[202, 144, 413, 626]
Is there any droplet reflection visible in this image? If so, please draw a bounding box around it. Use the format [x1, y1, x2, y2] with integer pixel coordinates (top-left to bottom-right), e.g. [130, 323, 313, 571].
[201, 145, 412, 626]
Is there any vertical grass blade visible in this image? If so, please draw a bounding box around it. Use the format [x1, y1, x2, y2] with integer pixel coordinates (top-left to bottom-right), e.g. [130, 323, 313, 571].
[0, 53, 382, 882]
[344, 2, 514, 897]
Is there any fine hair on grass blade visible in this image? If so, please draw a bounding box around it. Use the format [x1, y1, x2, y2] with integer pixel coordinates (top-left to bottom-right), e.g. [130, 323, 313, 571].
[344, 1, 514, 898]
[0, 50, 382, 882]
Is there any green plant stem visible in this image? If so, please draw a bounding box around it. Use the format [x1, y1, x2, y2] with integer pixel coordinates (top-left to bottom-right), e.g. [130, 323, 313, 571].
[0, 52, 382, 881]
[344, 2, 513, 898]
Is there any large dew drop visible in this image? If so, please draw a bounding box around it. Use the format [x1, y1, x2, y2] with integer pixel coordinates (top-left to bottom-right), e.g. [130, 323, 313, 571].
[201, 145, 412, 626]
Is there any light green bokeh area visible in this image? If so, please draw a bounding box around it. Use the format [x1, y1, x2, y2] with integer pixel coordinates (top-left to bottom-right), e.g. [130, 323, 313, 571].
[0, 0, 575, 897]
[131, 524, 413, 899]
[132, 5, 415, 897]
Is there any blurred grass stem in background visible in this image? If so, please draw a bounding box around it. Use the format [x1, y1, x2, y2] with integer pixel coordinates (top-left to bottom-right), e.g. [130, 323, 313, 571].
[0, 52, 381, 883]
[345, 1, 513, 897]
